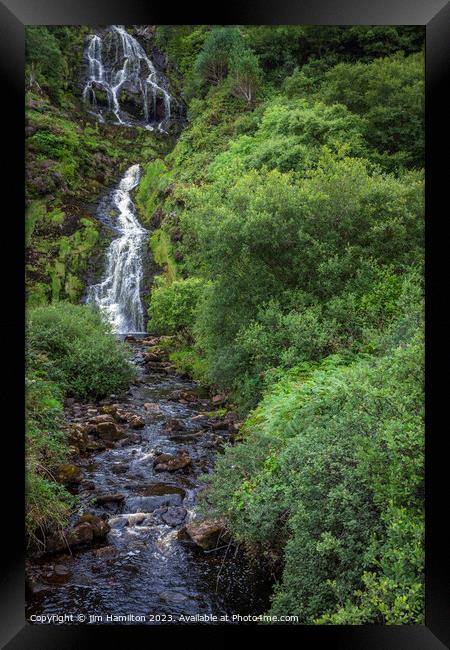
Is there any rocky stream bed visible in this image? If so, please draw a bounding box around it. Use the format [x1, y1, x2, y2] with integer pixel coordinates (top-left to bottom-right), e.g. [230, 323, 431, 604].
[26, 336, 272, 624]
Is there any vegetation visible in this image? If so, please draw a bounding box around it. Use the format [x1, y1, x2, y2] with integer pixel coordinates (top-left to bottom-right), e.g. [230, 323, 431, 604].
[26, 24, 425, 623]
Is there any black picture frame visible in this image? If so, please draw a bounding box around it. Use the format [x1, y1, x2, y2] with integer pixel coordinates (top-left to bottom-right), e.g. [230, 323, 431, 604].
[1, 1, 448, 647]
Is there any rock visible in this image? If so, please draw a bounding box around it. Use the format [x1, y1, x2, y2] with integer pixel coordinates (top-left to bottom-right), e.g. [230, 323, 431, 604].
[85, 439, 106, 452]
[56, 464, 82, 485]
[94, 545, 117, 558]
[159, 591, 188, 603]
[181, 519, 226, 550]
[168, 432, 203, 444]
[144, 402, 161, 412]
[161, 506, 187, 527]
[95, 493, 125, 505]
[80, 480, 96, 491]
[95, 421, 124, 441]
[46, 522, 93, 553]
[129, 414, 145, 429]
[111, 463, 128, 475]
[163, 418, 187, 433]
[88, 414, 115, 425]
[143, 483, 186, 499]
[153, 452, 191, 472]
[125, 494, 182, 513]
[42, 564, 72, 585]
[212, 394, 227, 406]
[77, 513, 110, 539]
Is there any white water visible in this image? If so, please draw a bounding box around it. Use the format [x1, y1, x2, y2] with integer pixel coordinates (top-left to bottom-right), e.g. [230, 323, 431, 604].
[87, 164, 147, 334]
[82, 25, 171, 131]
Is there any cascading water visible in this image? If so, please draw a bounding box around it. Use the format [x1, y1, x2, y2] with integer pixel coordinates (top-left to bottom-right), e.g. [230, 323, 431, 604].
[82, 25, 171, 131]
[87, 164, 147, 334]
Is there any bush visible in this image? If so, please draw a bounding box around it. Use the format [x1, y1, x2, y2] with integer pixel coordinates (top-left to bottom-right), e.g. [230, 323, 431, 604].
[204, 330, 424, 624]
[25, 373, 75, 549]
[148, 277, 205, 336]
[27, 302, 136, 400]
[26, 26, 66, 103]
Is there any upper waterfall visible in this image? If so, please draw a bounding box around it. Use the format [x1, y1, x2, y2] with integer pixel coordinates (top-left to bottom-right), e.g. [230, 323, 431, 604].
[82, 25, 171, 131]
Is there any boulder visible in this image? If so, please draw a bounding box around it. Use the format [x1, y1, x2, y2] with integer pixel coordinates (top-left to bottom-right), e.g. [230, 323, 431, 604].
[41, 564, 72, 585]
[129, 414, 145, 429]
[125, 494, 182, 513]
[181, 519, 226, 550]
[153, 452, 191, 472]
[143, 483, 186, 499]
[164, 418, 187, 433]
[56, 464, 82, 485]
[95, 493, 125, 505]
[161, 506, 187, 527]
[95, 421, 124, 441]
[77, 513, 110, 539]
[144, 402, 161, 412]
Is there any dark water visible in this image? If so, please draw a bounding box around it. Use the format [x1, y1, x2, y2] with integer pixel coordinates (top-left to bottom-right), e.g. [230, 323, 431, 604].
[26, 340, 272, 625]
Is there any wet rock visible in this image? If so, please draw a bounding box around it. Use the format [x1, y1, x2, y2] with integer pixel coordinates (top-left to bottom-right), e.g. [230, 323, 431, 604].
[143, 483, 186, 499]
[46, 523, 93, 554]
[127, 513, 148, 526]
[95, 421, 124, 441]
[56, 464, 83, 486]
[42, 564, 72, 585]
[125, 494, 182, 513]
[129, 414, 145, 429]
[161, 506, 187, 527]
[168, 432, 203, 444]
[81, 480, 96, 491]
[88, 414, 115, 425]
[181, 519, 227, 550]
[94, 545, 117, 558]
[111, 463, 128, 475]
[66, 424, 89, 453]
[153, 451, 191, 472]
[95, 493, 125, 505]
[144, 402, 161, 412]
[85, 438, 106, 452]
[159, 591, 188, 603]
[78, 513, 110, 539]
[164, 418, 187, 433]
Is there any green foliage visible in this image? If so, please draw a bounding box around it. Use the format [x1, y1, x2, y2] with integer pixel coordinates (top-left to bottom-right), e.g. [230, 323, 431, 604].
[27, 303, 136, 400]
[169, 347, 209, 385]
[229, 46, 263, 107]
[149, 229, 177, 284]
[25, 373, 75, 548]
[26, 26, 66, 103]
[193, 27, 243, 87]
[148, 277, 205, 335]
[136, 159, 172, 224]
[205, 331, 424, 623]
[285, 52, 424, 170]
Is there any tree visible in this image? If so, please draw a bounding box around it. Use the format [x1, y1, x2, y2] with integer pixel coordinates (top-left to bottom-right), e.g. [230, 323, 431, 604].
[229, 48, 262, 106]
[193, 27, 242, 86]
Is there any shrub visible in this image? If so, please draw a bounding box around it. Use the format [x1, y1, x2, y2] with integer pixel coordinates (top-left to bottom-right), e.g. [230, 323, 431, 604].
[27, 302, 136, 400]
[25, 373, 75, 548]
[148, 277, 205, 336]
[204, 331, 424, 624]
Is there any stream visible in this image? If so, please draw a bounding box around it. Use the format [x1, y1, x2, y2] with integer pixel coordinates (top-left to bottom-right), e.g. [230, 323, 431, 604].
[26, 339, 272, 624]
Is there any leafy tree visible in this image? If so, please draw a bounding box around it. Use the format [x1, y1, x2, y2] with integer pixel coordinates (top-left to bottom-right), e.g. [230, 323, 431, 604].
[193, 27, 243, 86]
[229, 47, 262, 106]
[26, 26, 66, 103]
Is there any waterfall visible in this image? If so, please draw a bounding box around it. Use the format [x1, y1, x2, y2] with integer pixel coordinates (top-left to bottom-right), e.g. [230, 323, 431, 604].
[87, 164, 147, 334]
[82, 25, 171, 131]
